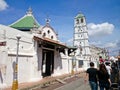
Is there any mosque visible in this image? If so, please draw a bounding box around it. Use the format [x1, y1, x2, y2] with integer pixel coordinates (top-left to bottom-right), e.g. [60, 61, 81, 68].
[0, 8, 104, 88]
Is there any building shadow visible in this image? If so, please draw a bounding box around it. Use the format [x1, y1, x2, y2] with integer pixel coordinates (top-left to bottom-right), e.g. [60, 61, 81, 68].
[12, 61, 16, 80]
[0, 69, 3, 84]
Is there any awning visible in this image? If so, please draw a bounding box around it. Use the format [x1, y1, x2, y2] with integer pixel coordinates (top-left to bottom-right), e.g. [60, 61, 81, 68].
[33, 36, 67, 48]
[33, 36, 78, 54]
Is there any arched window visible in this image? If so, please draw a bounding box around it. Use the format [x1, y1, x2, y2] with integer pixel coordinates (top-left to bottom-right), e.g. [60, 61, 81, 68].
[48, 30, 50, 34]
[39, 31, 42, 34]
[51, 36, 53, 39]
[43, 33, 46, 37]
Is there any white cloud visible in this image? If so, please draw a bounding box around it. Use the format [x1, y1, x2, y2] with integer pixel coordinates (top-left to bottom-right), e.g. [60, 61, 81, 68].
[66, 38, 73, 46]
[87, 22, 114, 37]
[67, 38, 73, 43]
[90, 41, 102, 46]
[0, 0, 8, 11]
[117, 40, 120, 47]
[104, 42, 117, 48]
[90, 40, 117, 49]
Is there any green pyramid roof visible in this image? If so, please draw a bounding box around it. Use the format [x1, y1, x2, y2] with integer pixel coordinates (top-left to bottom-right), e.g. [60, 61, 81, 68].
[10, 8, 40, 31]
[75, 13, 84, 19]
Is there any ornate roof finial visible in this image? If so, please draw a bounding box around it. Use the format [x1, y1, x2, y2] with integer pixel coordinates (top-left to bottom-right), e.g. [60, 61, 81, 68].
[26, 7, 33, 15]
[45, 15, 50, 26]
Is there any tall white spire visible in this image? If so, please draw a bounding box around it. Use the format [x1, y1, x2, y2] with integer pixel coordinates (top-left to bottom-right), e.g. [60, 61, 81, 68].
[73, 13, 91, 59]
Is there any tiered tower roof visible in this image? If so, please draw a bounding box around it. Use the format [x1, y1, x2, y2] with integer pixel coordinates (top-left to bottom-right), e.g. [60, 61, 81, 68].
[75, 13, 84, 19]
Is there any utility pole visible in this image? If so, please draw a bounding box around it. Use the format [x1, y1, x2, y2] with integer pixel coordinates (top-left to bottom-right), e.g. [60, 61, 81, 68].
[12, 35, 21, 90]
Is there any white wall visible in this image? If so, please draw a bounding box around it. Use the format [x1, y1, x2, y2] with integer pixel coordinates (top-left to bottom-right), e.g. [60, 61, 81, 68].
[0, 24, 86, 88]
[0, 25, 42, 87]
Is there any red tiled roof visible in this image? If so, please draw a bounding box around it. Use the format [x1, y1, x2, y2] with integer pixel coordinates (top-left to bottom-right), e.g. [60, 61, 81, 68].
[33, 36, 67, 48]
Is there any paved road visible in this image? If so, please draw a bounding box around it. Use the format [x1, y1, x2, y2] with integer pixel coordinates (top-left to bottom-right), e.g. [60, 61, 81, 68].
[55, 78, 91, 90]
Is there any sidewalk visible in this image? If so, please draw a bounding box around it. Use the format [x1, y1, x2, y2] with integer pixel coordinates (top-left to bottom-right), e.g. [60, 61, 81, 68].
[4, 72, 85, 90]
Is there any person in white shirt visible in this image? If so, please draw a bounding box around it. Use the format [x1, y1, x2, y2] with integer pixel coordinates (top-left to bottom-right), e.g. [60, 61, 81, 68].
[105, 62, 112, 76]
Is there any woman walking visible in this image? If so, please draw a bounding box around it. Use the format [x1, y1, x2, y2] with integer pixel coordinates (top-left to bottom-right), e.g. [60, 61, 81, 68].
[98, 63, 111, 90]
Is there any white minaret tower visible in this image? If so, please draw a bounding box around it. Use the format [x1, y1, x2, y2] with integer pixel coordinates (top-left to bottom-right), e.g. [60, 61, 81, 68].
[73, 13, 91, 68]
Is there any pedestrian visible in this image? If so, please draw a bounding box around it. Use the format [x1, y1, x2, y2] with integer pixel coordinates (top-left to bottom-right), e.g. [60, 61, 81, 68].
[111, 61, 119, 83]
[99, 56, 104, 64]
[105, 61, 112, 77]
[98, 63, 111, 90]
[84, 62, 98, 90]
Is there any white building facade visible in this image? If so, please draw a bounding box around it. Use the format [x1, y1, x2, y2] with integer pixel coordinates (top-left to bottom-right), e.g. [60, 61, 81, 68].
[0, 9, 75, 88]
[0, 23, 75, 89]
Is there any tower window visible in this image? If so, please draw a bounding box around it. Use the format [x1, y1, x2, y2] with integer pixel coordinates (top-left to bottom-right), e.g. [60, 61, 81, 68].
[76, 19, 79, 24]
[81, 18, 83, 23]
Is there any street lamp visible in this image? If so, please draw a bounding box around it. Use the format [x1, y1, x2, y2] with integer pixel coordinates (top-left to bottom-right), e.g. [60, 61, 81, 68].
[12, 34, 21, 90]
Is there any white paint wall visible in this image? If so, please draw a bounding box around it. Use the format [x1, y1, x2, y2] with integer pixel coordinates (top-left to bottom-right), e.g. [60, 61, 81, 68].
[0, 25, 40, 87]
[0, 24, 84, 89]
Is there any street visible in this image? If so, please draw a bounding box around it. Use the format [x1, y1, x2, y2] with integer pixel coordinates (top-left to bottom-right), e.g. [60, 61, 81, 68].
[55, 77, 120, 90]
[55, 78, 91, 90]
[20, 74, 92, 90]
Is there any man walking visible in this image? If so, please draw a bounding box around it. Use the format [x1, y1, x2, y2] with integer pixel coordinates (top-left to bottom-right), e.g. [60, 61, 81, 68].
[105, 61, 112, 76]
[85, 62, 98, 90]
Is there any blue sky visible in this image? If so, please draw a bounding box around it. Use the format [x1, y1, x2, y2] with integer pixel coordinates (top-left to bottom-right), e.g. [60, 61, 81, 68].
[0, 0, 120, 56]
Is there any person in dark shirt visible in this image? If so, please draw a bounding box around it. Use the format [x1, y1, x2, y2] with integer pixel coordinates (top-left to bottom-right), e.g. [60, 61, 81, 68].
[111, 61, 119, 83]
[85, 62, 98, 90]
[98, 63, 111, 90]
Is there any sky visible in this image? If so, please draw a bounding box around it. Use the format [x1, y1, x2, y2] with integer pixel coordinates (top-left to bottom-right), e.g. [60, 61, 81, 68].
[0, 0, 120, 56]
